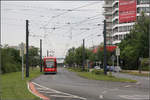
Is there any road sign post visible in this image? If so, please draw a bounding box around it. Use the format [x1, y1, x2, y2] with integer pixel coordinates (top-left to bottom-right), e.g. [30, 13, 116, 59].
[116, 46, 120, 69]
[20, 42, 25, 80]
[111, 55, 115, 67]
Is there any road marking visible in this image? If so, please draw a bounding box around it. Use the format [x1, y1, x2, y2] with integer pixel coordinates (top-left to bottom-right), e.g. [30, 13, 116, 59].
[119, 95, 149, 100]
[124, 85, 131, 88]
[50, 95, 77, 98]
[136, 82, 141, 85]
[99, 95, 103, 99]
[39, 91, 55, 94]
[37, 88, 49, 90]
[27, 82, 43, 99]
[32, 82, 87, 100]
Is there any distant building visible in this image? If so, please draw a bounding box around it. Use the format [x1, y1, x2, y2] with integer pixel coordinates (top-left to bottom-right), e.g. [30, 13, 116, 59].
[103, 0, 150, 45]
[56, 58, 65, 66]
[92, 45, 117, 53]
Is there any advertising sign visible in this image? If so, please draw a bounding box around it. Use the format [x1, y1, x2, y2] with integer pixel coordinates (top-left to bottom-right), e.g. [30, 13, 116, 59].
[119, 0, 137, 23]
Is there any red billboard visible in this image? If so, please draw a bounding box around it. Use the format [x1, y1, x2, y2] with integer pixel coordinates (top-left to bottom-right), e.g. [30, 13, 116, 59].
[119, 0, 137, 23]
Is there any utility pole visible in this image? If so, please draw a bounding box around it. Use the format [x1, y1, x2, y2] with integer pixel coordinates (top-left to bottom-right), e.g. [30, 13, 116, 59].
[40, 39, 42, 72]
[149, 1, 150, 75]
[82, 39, 85, 71]
[26, 20, 29, 77]
[103, 20, 107, 75]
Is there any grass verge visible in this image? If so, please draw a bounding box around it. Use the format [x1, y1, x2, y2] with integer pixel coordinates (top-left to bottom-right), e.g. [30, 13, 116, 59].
[67, 68, 137, 83]
[1, 68, 42, 100]
[121, 70, 149, 77]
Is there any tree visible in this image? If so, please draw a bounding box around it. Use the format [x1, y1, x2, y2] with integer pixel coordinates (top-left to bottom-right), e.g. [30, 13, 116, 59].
[28, 47, 40, 67]
[64, 47, 76, 67]
[119, 12, 150, 70]
[1, 47, 21, 73]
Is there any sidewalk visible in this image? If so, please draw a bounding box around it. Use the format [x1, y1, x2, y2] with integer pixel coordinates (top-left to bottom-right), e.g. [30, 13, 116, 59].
[122, 70, 149, 74]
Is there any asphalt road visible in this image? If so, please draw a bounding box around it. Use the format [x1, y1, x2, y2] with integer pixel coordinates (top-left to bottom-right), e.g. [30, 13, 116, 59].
[32, 67, 149, 100]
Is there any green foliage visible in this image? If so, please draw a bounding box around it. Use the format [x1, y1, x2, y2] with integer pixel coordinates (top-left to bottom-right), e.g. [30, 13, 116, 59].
[28, 47, 40, 67]
[65, 45, 115, 69]
[91, 69, 103, 75]
[96, 46, 113, 65]
[1, 45, 40, 74]
[141, 58, 149, 71]
[1, 47, 21, 73]
[119, 13, 150, 70]
[64, 46, 92, 67]
[1, 68, 41, 99]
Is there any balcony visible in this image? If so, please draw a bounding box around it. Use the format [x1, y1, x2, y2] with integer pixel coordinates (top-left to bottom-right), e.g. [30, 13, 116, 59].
[112, 0, 119, 7]
[112, 40, 121, 45]
[106, 18, 112, 22]
[112, 32, 129, 37]
[103, 4, 112, 8]
[106, 26, 112, 30]
[112, 8, 119, 14]
[104, 11, 112, 15]
[112, 16, 119, 23]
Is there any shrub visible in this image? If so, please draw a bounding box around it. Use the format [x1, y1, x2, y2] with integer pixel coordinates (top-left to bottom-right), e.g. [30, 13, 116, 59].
[141, 58, 149, 71]
[91, 69, 103, 75]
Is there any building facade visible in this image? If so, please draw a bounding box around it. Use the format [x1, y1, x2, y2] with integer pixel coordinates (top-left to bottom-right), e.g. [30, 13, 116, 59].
[103, 0, 150, 45]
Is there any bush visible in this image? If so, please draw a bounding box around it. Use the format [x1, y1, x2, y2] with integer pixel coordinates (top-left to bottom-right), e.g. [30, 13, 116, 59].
[141, 58, 149, 71]
[142, 66, 149, 71]
[1, 47, 21, 74]
[91, 69, 103, 75]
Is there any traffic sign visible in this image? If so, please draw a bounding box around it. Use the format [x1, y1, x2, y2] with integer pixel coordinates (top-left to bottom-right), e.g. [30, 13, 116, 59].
[20, 43, 25, 57]
[116, 46, 120, 56]
[111, 55, 115, 61]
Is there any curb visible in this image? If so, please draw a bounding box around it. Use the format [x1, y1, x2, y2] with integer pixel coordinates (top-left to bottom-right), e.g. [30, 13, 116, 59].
[27, 82, 50, 100]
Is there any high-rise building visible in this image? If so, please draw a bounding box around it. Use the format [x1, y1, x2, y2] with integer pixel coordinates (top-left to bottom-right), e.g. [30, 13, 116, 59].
[103, 0, 113, 45]
[103, 0, 150, 45]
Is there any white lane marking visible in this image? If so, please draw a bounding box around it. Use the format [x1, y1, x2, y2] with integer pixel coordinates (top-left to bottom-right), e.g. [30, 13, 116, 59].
[50, 95, 77, 98]
[32, 82, 87, 100]
[119, 95, 149, 100]
[124, 85, 131, 88]
[37, 88, 49, 90]
[27, 82, 42, 99]
[136, 82, 141, 85]
[39, 91, 55, 94]
[32, 82, 59, 93]
[99, 95, 103, 99]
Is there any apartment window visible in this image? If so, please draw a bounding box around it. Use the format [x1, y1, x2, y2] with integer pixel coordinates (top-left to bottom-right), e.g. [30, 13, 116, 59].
[137, 0, 150, 5]
[137, 7, 150, 13]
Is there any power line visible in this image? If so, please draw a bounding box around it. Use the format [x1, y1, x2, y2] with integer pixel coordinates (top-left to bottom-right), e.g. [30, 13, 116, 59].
[51, 2, 102, 18]
[42, 2, 102, 28]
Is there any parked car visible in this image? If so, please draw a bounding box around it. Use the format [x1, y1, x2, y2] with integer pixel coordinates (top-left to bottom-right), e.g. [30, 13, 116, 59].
[109, 66, 115, 72]
[94, 66, 101, 70]
[114, 66, 122, 72]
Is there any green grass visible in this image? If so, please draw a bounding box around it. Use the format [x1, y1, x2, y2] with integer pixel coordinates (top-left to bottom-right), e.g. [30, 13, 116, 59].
[121, 70, 149, 77]
[67, 68, 137, 83]
[1, 68, 42, 100]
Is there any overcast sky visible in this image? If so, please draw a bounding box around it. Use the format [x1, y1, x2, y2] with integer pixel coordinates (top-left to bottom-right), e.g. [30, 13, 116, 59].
[1, 1, 104, 58]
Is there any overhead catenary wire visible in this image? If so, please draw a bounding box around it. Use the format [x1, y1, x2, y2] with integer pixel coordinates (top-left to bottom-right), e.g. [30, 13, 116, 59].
[42, 1, 103, 28]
